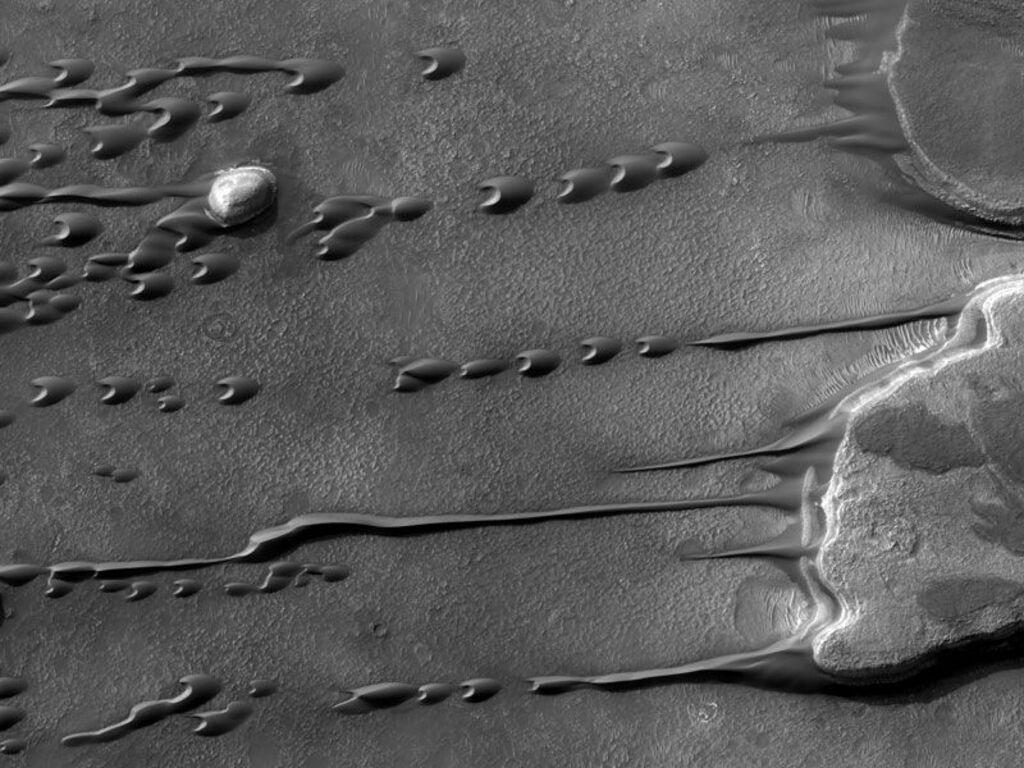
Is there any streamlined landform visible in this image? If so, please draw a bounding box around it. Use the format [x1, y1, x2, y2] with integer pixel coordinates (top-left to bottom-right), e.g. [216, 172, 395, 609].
[774, 0, 1024, 238]
[3, 0, 1024, 759]
[6, 275, 1024, 704]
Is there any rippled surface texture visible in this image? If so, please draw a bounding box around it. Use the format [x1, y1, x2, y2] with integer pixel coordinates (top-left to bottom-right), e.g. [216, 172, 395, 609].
[2, 0, 1024, 765]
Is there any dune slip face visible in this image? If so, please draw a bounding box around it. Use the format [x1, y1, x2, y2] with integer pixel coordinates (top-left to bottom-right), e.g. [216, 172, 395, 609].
[2, 0, 1024, 764]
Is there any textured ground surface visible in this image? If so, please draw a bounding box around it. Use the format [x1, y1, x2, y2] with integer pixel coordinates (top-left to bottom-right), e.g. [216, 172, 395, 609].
[890, 0, 1024, 213]
[1, 0, 1024, 766]
[818, 285, 1024, 681]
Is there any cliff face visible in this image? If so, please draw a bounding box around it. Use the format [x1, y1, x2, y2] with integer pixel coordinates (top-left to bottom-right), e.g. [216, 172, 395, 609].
[888, 0, 1024, 223]
[816, 280, 1024, 679]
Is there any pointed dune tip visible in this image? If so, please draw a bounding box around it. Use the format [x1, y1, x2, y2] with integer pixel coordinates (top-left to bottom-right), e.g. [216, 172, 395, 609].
[477, 176, 533, 214]
[415, 46, 466, 80]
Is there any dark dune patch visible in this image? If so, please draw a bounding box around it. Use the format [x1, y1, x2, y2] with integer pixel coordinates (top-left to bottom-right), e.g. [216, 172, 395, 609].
[970, 475, 1024, 556]
[971, 389, 1024, 485]
[917, 577, 1024, 624]
[852, 402, 984, 474]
